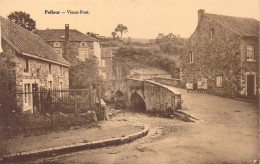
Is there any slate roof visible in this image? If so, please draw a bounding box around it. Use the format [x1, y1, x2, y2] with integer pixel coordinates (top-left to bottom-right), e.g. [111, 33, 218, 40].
[101, 48, 113, 58]
[0, 16, 69, 66]
[34, 29, 99, 42]
[204, 13, 259, 37]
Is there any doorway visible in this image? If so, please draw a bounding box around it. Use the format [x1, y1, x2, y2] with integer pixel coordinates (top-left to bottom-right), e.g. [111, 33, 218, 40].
[32, 84, 39, 113]
[246, 75, 255, 97]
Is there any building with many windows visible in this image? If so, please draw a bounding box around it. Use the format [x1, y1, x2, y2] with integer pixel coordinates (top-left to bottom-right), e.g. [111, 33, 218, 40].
[0, 16, 70, 113]
[33, 25, 101, 65]
[180, 10, 259, 98]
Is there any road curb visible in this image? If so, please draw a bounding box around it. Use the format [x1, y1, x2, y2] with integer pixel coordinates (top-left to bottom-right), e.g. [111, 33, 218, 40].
[1, 125, 149, 162]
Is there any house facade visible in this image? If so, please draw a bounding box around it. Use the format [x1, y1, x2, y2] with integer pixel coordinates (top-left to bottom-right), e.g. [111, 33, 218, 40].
[101, 48, 113, 80]
[33, 25, 101, 66]
[0, 16, 70, 113]
[180, 9, 259, 98]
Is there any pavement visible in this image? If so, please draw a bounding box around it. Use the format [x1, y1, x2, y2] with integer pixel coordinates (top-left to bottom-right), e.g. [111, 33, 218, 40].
[0, 111, 148, 162]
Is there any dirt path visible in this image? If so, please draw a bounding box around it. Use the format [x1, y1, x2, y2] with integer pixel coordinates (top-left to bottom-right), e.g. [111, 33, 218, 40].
[29, 88, 259, 164]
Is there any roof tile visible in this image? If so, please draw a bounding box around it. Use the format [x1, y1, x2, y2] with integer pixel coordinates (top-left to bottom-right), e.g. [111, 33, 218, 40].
[204, 13, 259, 37]
[0, 16, 69, 66]
[34, 29, 99, 42]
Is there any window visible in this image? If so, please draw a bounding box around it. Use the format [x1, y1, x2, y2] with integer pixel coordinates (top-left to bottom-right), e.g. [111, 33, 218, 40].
[80, 42, 87, 47]
[210, 28, 214, 36]
[79, 49, 88, 60]
[101, 60, 106, 67]
[48, 63, 52, 74]
[60, 66, 63, 76]
[24, 58, 29, 73]
[216, 76, 223, 87]
[53, 42, 60, 47]
[59, 82, 63, 90]
[189, 51, 194, 63]
[48, 81, 52, 90]
[24, 84, 31, 105]
[59, 66, 63, 76]
[54, 48, 62, 56]
[59, 82, 63, 97]
[246, 45, 255, 61]
[101, 72, 106, 79]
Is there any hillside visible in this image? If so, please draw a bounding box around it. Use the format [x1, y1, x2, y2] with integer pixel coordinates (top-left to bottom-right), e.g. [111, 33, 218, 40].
[112, 47, 180, 79]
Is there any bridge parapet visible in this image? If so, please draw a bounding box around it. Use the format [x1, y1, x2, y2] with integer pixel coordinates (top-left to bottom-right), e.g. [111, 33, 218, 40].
[113, 78, 182, 114]
[144, 80, 181, 111]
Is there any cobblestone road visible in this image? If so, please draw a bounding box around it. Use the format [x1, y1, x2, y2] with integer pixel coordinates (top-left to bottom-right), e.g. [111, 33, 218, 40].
[30, 88, 259, 164]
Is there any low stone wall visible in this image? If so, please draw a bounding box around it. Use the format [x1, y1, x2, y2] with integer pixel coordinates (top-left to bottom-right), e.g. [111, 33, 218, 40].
[144, 80, 182, 112]
[149, 77, 181, 88]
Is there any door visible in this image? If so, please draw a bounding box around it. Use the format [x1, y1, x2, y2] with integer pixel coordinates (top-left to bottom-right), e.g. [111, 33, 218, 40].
[24, 83, 33, 112]
[32, 84, 39, 113]
[247, 75, 255, 97]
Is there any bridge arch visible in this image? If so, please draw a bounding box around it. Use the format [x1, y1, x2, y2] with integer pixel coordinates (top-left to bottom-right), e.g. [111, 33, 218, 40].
[111, 78, 182, 115]
[115, 90, 126, 109]
[115, 90, 123, 98]
[130, 91, 146, 112]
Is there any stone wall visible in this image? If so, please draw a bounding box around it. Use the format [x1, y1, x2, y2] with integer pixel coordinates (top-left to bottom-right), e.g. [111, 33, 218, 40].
[143, 80, 181, 112]
[16, 56, 69, 90]
[149, 77, 181, 88]
[180, 15, 258, 97]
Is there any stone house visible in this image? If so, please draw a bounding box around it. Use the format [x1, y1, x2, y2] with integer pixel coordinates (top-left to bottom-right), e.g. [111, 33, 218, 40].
[0, 16, 70, 113]
[180, 9, 259, 98]
[101, 48, 113, 80]
[33, 25, 101, 66]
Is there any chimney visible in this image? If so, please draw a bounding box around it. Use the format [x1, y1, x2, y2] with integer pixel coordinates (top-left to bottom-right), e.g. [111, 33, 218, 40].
[198, 9, 205, 24]
[65, 24, 69, 41]
[64, 24, 70, 60]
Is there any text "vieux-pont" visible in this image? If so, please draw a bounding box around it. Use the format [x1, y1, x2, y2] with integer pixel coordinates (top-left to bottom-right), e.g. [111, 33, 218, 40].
[45, 10, 90, 14]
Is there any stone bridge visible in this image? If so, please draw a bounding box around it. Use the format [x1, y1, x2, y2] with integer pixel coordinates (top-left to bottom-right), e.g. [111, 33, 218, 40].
[113, 78, 182, 114]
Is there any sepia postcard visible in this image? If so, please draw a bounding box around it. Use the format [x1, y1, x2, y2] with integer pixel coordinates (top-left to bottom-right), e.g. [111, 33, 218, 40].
[0, 0, 259, 163]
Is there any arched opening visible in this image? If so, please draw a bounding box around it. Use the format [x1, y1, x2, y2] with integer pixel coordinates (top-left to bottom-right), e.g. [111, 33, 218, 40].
[115, 90, 126, 109]
[115, 90, 123, 98]
[130, 92, 146, 112]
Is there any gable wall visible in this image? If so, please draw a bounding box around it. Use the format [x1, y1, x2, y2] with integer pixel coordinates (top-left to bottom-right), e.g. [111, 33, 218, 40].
[180, 15, 243, 97]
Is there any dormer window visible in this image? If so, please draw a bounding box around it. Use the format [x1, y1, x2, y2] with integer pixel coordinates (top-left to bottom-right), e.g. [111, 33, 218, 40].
[210, 28, 214, 36]
[53, 42, 60, 47]
[54, 48, 62, 56]
[80, 42, 87, 47]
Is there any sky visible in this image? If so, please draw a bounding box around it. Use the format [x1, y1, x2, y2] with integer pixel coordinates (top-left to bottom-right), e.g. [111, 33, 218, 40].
[0, 0, 259, 39]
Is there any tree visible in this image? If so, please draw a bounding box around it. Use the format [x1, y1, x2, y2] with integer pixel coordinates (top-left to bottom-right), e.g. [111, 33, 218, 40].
[114, 24, 128, 38]
[69, 58, 102, 89]
[111, 31, 117, 40]
[86, 32, 100, 40]
[8, 11, 36, 31]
